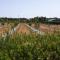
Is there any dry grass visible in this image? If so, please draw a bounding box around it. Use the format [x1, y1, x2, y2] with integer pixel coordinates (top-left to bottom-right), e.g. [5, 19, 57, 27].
[0, 23, 15, 36]
[31, 23, 60, 34]
[39, 23, 60, 34]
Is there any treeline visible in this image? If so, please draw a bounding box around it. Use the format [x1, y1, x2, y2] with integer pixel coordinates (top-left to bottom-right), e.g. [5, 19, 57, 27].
[0, 17, 60, 24]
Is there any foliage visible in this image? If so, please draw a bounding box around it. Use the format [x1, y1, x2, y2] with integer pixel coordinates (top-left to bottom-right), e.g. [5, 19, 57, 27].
[0, 34, 60, 60]
[0, 17, 60, 24]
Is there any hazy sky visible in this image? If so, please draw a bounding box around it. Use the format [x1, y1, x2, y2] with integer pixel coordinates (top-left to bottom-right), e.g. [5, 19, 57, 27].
[0, 0, 60, 18]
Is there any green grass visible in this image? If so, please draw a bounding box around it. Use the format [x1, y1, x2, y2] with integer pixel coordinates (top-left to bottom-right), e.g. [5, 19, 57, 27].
[0, 34, 60, 60]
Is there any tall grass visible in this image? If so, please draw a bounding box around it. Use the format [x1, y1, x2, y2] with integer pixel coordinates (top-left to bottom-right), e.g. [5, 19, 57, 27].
[0, 34, 60, 60]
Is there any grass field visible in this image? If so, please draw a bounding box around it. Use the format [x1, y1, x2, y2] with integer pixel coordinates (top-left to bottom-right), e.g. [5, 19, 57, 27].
[0, 23, 60, 60]
[0, 33, 60, 60]
[31, 23, 60, 34]
[0, 22, 18, 36]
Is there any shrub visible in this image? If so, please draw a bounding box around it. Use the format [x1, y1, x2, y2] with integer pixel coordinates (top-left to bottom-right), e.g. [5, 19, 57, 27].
[0, 34, 60, 60]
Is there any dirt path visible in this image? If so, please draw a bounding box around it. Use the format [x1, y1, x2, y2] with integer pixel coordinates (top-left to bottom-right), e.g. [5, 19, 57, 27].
[2, 23, 46, 37]
[16, 23, 31, 34]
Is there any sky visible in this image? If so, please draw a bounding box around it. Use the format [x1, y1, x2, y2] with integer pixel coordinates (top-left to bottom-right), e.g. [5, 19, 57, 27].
[0, 0, 60, 18]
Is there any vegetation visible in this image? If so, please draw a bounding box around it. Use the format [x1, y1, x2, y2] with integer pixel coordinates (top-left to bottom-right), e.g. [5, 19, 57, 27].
[0, 17, 60, 60]
[0, 34, 60, 60]
[0, 17, 60, 24]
